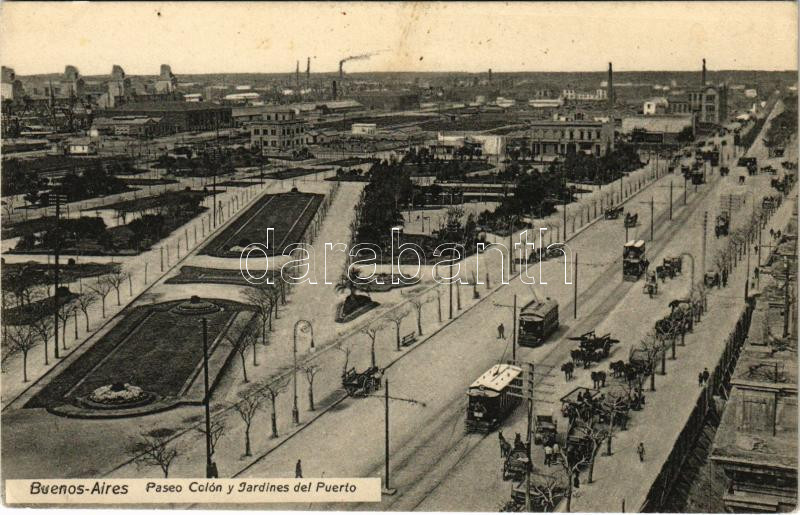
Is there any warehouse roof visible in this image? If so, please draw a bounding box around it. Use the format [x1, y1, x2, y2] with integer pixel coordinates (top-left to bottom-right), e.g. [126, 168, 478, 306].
[621, 115, 693, 134]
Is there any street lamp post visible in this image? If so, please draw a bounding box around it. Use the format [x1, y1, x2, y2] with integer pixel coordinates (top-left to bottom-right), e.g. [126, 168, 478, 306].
[201, 318, 216, 478]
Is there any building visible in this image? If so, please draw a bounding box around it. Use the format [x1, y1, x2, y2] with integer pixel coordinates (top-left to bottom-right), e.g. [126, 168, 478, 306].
[352, 92, 420, 111]
[507, 120, 614, 158]
[528, 98, 564, 109]
[65, 138, 97, 155]
[351, 123, 377, 136]
[620, 114, 695, 145]
[561, 87, 608, 102]
[1, 66, 24, 102]
[710, 229, 797, 511]
[154, 65, 177, 94]
[91, 116, 168, 138]
[249, 109, 307, 153]
[430, 133, 506, 161]
[96, 101, 232, 133]
[643, 97, 669, 115]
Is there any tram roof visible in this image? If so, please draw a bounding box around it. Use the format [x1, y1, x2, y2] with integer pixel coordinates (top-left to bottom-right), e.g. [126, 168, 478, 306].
[470, 364, 522, 392]
[520, 298, 559, 319]
[624, 239, 646, 248]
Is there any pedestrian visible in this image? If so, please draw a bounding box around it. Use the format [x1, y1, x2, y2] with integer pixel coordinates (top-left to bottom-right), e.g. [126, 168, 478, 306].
[637, 442, 646, 462]
[573, 471, 581, 489]
[698, 372, 704, 386]
[551, 441, 560, 463]
[514, 433, 523, 450]
[722, 269, 728, 287]
[295, 459, 303, 478]
[702, 368, 710, 385]
[544, 444, 553, 466]
[754, 267, 760, 280]
[498, 323, 505, 339]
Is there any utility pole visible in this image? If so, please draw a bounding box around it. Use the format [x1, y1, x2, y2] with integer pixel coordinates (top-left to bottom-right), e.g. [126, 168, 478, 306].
[783, 256, 791, 338]
[202, 319, 216, 478]
[650, 197, 654, 241]
[53, 194, 65, 360]
[745, 243, 751, 300]
[573, 253, 578, 319]
[701, 212, 708, 276]
[512, 295, 517, 361]
[384, 378, 394, 495]
[525, 363, 534, 512]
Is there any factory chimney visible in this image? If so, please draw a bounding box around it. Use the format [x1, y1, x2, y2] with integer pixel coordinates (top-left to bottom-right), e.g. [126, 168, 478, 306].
[488, 68, 492, 84]
[306, 57, 310, 89]
[295, 61, 300, 92]
[608, 62, 614, 111]
[332, 80, 337, 100]
[701, 58, 707, 86]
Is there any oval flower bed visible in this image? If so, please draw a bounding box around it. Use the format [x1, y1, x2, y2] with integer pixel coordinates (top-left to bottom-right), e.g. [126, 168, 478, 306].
[78, 382, 155, 410]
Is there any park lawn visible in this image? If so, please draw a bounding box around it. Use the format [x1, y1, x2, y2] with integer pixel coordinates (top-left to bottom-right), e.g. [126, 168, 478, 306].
[85, 189, 215, 213]
[25, 299, 252, 408]
[200, 191, 324, 257]
[165, 266, 278, 286]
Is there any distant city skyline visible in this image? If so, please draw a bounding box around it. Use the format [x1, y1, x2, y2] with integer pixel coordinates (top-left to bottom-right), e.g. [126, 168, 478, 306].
[1, 2, 797, 76]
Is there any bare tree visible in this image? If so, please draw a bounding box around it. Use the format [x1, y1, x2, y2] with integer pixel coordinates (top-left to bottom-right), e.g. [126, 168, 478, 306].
[638, 331, 665, 391]
[195, 418, 226, 458]
[528, 475, 561, 511]
[56, 301, 77, 350]
[5, 324, 40, 382]
[260, 377, 289, 438]
[231, 390, 262, 457]
[302, 364, 320, 411]
[386, 309, 409, 351]
[127, 429, 181, 478]
[75, 291, 98, 332]
[243, 283, 275, 357]
[557, 445, 588, 513]
[409, 296, 432, 336]
[87, 277, 113, 318]
[31, 317, 53, 366]
[361, 323, 384, 368]
[105, 270, 130, 306]
[224, 326, 254, 383]
[572, 420, 609, 483]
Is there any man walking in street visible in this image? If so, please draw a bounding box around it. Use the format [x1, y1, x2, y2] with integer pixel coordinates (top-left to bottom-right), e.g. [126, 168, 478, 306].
[637, 442, 646, 462]
[295, 459, 303, 478]
[698, 371, 704, 386]
[498, 323, 505, 339]
[702, 368, 710, 386]
[544, 444, 553, 466]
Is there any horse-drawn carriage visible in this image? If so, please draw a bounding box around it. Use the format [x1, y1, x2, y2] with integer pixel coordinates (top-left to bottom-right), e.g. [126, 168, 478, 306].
[560, 387, 602, 423]
[503, 438, 532, 480]
[568, 331, 618, 368]
[604, 205, 624, 220]
[342, 366, 383, 397]
[623, 240, 648, 281]
[715, 213, 730, 238]
[624, 212, 638, 228]
[655, 299, 694, 338]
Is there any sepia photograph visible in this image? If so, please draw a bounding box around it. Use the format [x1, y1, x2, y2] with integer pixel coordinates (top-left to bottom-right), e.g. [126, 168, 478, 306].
[0, 1, 797, 511]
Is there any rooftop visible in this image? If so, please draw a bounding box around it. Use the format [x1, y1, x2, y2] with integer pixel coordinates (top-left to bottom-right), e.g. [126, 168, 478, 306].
[103, 101, 230, 112]
[469, 364, 522, 393]
[621, 115, 694, 134]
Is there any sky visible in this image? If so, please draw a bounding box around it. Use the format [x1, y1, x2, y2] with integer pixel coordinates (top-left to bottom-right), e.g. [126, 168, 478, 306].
[1, 2, 797, 76]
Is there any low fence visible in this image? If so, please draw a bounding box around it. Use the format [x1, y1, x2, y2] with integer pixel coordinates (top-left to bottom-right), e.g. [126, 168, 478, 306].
[641, 303, 754, 512]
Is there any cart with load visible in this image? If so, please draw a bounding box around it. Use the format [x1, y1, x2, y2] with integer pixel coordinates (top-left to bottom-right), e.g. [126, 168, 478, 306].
[341, 366, 383, 397]
[624, 212, 638, 228]
[533, 415, 558, 445]
[503, 439, 532, 480]
[604, 205, 624, 220]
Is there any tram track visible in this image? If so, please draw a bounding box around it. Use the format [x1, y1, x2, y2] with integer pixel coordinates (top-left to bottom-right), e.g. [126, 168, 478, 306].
[373, 165, 726, 511]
